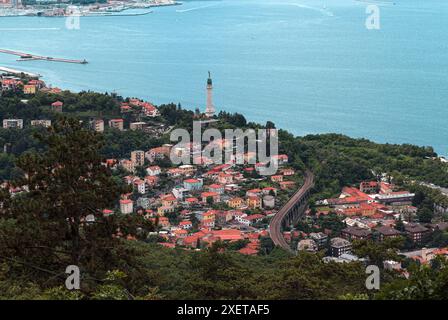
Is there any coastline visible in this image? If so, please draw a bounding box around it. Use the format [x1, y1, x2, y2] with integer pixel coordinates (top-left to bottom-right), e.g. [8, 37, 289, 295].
[0, 1, 180, 18]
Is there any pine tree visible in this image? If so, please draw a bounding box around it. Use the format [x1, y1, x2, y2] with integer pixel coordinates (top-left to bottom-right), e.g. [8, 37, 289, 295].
[0, 117, 153, 288]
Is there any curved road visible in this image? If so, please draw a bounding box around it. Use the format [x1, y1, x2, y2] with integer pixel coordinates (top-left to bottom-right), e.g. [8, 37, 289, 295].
[269, 170, 315, 252]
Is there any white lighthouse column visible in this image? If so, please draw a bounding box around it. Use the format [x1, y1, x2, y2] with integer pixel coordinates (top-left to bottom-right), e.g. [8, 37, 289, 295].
[205, 71, 215, 117]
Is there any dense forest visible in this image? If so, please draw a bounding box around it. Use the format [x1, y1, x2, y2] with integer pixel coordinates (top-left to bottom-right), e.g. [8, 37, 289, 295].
[0, 90, 447, 299]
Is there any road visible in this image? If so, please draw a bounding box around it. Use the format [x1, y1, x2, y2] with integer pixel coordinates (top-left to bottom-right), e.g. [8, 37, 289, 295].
[269, 170, 315, 252]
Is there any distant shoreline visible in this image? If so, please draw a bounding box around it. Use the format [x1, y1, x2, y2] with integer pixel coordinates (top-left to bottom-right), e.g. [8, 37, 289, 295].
[0, 1, 180, 18]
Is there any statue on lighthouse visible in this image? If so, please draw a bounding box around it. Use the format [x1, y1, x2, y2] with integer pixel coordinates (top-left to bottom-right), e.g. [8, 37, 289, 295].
[205, 71, 215, 118]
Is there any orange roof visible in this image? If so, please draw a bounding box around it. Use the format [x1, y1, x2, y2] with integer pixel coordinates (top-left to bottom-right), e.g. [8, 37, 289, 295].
[184, 178, 200, 183]
[212, 229, 243, 241]
[52, 101, 63, 107]
[202, 191, 218, 198]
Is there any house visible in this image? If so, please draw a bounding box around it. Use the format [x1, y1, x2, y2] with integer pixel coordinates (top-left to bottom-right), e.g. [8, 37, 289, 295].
[184, 197, 199, 207]
[158, 217, 170, 228]
[375, 225, 402, 242]
[215, 211, 233, 225]
[179, 164, 196, 176]
[281, 168, 295, 176]
[179, 220, 193, 230]
[262, 187, 277, 196]
[341, 226, 372, 241]
[360, 181, 379, 194]
[158, 205, 175, 216]
[120, 159, 135, 173]
[102, 209, 114, 217]
[90, 119, 104, 132]
[120, 199, 133, 214]
[1, 78, 22, 90]
[109, 119, 124, 131]
[173, 229, 188, 239]
[134, 180, 146, 194]
[246, 188, 262, 197]
[123, 175, 137, 185]
[271, 175, 283, 183]
[201, 191, 220, 204]
[297, 239, 318, 252]
[23, 84, 37, 95]
[207, 184, 224, 194]
[279, 181, 295, 190]
[246, 196, 262, 209]
[263, 195, 275, 209]
[310, 232, 328, 249]
[51, 101, 63, 112]
[184, 178, 203, 191]
[120, 103, 132, 113]
[28, 79, 45, 89]
[129, 122, 147, 131]
[375, 191, 415, 206]
[161, 194, 177, 207]
[146, 165, 161, 176]
[200, 210, 216, 228]
[404, 223, 430, 244]
[330, 237, 352, 257]
[245, 214, 264, 225]
[218, 172, 233, 185]
[212, 229, 244, 241]
[235, 213, 263, 226]
[146, 145, 172, 162]
[2, 119, 23, 129]
[144, 175, 159, 187]
[131, 150, 145, 167]
[172, 186, 188, 200]
[272, 154, 288, 165]
[31, 120, 51, 128]
[380, 182, 396, 194]
[227, 197, 244, 209]
[141, 102, 159, 117]
[167, 168, 182, 178]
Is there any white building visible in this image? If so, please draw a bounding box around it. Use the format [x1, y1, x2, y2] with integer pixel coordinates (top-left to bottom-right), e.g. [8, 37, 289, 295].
[31, 120, 51, 127]
[119, 199, 133, 214]
[146, 165, 161, 176]
[263, 195, 275, 209]
[172, 186, 188, 200]
[3, 119, 23, 129]
[135, 180, 146, 194]
[90, 119, 104, 132]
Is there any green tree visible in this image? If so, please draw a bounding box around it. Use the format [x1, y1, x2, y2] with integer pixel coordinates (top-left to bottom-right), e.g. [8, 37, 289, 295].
[0, 118, 153, 292]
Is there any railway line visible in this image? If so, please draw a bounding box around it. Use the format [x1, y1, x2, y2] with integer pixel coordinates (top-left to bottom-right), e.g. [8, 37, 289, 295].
[269, 170, 315, 253]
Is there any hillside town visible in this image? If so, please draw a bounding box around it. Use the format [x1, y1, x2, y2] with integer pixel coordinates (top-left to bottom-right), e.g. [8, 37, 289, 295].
[1, 71, 448, 271]
[0, 71, 299, 256]
[293, 180, 448, 270]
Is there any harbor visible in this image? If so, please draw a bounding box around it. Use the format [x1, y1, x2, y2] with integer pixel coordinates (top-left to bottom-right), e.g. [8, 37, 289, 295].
[0, 49, 87, 65]
[0, 0, 179, 17]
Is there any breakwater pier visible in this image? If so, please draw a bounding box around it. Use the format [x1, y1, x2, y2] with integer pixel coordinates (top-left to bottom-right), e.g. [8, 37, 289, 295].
[0, 49, 88, 64]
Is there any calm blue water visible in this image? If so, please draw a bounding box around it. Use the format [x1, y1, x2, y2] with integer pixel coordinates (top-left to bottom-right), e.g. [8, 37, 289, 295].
[0, 0, 447, 155]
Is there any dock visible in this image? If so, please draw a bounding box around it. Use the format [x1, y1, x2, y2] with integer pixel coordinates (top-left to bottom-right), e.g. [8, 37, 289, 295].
[0, 49, 88, 64]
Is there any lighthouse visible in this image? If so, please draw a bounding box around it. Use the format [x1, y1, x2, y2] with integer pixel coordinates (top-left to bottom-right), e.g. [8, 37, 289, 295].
[205, 71, 215, 118]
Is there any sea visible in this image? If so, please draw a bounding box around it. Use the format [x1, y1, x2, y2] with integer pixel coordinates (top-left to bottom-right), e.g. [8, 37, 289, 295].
[0, 0, 447, 155]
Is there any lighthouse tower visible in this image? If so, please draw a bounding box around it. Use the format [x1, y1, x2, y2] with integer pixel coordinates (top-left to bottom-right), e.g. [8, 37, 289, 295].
[205, 71, 215, 118]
